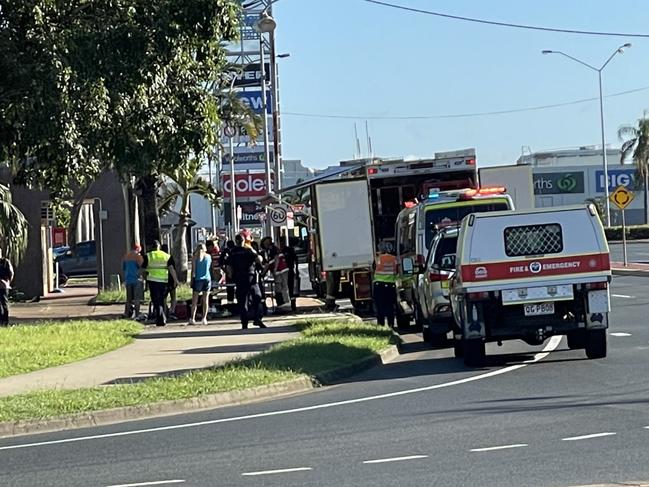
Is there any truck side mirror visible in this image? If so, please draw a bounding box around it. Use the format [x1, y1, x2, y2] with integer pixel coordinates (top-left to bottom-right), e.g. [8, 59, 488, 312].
[402, 257, 414, 274]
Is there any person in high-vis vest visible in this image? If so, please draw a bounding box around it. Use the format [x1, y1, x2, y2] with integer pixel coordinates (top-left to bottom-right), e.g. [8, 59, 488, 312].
[373, 241, 398, 328]
[143, 240, 179, 326]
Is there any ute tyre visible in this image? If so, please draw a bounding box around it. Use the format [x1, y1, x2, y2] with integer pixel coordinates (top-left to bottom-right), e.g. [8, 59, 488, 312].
[429, 332, 448, 348]
[585, 329, 607, 359]
[567, 330, 586, 350]
[453, 339, 464, 358]
[463, 339, 485, 367]
[422, 326, 431, 344]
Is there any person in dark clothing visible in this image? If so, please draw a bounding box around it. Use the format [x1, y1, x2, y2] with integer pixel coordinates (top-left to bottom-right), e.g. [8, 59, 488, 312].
[282, 239, 299, 311]
[219, 240, 236, 308]
[229, 234, 266, 329]
[160, 244, 178, 319]
[0, 257, 14, 327]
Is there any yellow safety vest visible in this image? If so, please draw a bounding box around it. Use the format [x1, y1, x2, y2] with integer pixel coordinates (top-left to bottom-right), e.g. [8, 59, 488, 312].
[374, 253, 397, 283]
[146, 250, 170, 283]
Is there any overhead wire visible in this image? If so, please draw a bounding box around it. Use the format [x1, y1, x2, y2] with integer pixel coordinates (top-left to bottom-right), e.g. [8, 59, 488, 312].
[361, 0, 649, 38]
[282, 86, 649, 120]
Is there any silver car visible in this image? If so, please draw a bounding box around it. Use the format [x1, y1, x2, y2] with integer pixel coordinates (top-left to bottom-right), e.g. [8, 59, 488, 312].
[418, 227, 458, 346]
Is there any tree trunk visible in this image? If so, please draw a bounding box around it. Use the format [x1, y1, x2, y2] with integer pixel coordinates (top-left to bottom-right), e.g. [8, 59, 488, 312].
[173, 194, 191, 283]
[137, 175, 161, 250]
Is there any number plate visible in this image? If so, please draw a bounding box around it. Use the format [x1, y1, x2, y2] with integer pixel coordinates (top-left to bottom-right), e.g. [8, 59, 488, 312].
[524, 302, 555, 316]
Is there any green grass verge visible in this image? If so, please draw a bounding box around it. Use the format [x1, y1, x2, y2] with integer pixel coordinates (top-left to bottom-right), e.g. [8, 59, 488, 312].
[95, 283, 194, 304]
[0, 320, 142, 379]
[0, 320, 394, 422]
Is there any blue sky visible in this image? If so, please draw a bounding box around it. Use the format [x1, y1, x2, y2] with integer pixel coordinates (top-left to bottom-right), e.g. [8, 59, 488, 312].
[273, 0, 649, 169]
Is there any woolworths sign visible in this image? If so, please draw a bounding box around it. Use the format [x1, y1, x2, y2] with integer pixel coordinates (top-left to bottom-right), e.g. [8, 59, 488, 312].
[533, 172, 585, 195]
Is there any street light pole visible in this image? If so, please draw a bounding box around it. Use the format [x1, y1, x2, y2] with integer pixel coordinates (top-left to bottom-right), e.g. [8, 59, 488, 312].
[256, 10, 277, 238]
[597, 70, 610, 225]
[542, 44, 632, 227]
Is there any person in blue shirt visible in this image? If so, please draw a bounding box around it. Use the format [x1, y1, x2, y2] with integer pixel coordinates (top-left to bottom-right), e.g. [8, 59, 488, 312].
[122, 244, 143, 319]
[189, 243, 212, 325]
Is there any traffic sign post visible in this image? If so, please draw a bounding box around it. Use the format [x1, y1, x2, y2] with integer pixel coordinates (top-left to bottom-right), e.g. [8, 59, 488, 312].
[610, 185, 635, 267]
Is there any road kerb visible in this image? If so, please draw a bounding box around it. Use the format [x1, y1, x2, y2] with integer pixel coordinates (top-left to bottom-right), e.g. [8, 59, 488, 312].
[0, 345, 400, 439]
[612, 268, 649, 277]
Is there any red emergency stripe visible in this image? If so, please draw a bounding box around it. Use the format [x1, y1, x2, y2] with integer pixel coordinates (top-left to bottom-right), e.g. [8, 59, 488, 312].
[461, 253, 611, 283]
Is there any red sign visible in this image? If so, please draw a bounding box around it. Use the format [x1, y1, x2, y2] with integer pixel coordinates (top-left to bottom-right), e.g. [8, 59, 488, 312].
[461, 253, 611, 283]
[222, 173, 273, 198]
[52, 228, 67, 246]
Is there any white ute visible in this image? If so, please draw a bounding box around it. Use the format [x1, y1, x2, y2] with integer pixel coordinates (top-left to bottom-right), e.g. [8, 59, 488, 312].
[449, 205, 611, 366]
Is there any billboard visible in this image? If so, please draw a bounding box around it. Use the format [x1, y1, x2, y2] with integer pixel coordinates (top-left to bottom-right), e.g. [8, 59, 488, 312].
[233, 63, 271, 87]
[533, 172, 585, 195]
[222, 147, 273, 166]
[224, 202, 264, 226]
[595, 168, 640, 192]
[222, 173, 273, 198]
[237, 90, 272, 114]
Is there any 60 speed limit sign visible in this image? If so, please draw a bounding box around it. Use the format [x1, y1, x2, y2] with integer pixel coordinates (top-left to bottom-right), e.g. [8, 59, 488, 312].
[269, 205, 287, 227]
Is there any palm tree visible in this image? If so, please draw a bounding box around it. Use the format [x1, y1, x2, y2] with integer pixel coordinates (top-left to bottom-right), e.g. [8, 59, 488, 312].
[618, 117, 649, 223]
[0, 183, 28, 263]
[158, 159, 221, 283]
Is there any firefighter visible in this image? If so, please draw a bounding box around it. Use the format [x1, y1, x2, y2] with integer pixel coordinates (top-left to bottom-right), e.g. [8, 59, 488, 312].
[373, 241, 398, 328]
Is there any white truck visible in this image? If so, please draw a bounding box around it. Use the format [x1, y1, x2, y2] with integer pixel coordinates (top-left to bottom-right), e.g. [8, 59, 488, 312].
[449, 205, 611, 366]
[479, 164, 535, 210]
[302, 149, 480, 311]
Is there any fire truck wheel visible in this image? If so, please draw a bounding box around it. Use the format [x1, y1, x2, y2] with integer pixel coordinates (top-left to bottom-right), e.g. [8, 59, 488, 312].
[567, 330, 586, 350]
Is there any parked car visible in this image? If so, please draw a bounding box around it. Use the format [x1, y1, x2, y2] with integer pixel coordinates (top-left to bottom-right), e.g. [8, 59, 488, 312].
[55, 241, 97, 277]
[417, 226, 459, 346]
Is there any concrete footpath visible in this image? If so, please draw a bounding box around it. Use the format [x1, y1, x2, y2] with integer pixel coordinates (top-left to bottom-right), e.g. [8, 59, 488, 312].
[611, 261, 649, 277]
[2, 286, 340, 397]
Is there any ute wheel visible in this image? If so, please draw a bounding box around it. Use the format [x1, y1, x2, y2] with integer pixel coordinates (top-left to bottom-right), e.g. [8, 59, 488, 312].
[422, 325, 431, 344]
[585, 329, 607, 359]
[453, 339, 464, 358]
[567, 330, 586, 350]
[463, 339, 485, 367]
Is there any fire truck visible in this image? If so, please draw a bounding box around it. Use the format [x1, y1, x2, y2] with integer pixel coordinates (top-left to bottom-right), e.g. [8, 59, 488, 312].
[298, 149, 479, 311]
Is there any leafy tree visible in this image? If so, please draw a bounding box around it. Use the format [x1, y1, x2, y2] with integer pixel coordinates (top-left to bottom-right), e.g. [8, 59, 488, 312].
[0, 0, 244, 247]
[158, 159, 221, 282]
[0, 184, 28, 263]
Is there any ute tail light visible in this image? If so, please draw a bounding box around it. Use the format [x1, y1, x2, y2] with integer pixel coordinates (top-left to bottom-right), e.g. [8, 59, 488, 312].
[321, 271, 327, 279]
[466, 158, 476, 165]
[429, 271, 449, 283]
[416, 254, 425, 266]
[367, 167, 379, 175]
[468, 291, 490, 301]
[586, 281, 608, 290]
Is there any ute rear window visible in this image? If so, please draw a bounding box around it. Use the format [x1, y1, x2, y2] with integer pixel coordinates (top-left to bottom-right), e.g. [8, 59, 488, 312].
[425, 201, 510, 247]
[504, 223, 563, 257]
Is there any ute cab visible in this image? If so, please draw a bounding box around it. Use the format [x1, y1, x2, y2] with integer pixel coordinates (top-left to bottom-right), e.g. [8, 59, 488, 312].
[395, 187, 514, 329]
[450, 205, 611, 367]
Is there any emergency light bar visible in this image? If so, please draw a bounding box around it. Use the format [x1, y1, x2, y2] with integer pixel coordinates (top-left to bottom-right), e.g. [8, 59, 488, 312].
[460, 186, 506, 199]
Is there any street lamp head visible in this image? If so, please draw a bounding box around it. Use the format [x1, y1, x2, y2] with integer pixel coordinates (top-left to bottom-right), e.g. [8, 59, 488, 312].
[619, 43, 632, 52]
[256, 11, 277, 33]
[541, 50, 554, 55]
[277, 53, 291, 59]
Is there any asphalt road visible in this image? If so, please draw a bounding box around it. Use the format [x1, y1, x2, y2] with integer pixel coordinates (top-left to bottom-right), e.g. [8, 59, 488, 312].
[609, 241, 649, 263]
[1, 275, 649, 487]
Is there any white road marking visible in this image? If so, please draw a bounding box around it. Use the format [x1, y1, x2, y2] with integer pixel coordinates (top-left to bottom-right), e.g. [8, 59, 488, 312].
[106, 481, 185, 487]
[363, 455, 428, 464]
[0, 336, 562, 452]
[561, 432, 617, 441]
[470, 444, 528, 452]
[612, 294, 634, 298]
[241, 467, 312, 476]
[610, 332, 632, 337]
